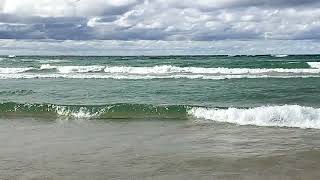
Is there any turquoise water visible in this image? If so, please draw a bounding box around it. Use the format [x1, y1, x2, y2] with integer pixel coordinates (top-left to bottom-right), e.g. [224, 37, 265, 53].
[1, 55, 320, 128]
[2, 55, 320, 179]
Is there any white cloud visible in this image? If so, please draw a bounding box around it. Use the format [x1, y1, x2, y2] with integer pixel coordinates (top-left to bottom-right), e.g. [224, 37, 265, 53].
[1, 0, 139, 17]
[0, 0, 320, 41]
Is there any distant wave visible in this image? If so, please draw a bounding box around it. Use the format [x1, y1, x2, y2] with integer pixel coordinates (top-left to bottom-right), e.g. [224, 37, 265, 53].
[271, 54, 289, 58]
[103, 65, 320, 75]
[1, 65, 320, 79]
[3, 65, 320, 75]
[188, 105, 320, 129]
[1, 102, 320, 129]
[1, 73, 320, 80]
[40, 64, 105, 73]
[0, 67, 33, 74]
[37, 59, 70, 63]
[0, 90, 34, 96]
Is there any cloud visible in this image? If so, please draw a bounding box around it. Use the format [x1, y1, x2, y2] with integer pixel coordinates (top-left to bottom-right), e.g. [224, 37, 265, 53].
[0, 0, 319, 41]
[1, 0, 141, 17]
[167, 0, 320, 10]
[1, 39, 320, 55]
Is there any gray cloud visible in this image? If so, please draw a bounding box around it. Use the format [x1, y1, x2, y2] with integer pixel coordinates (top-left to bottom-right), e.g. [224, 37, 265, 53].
[0, 0, 320, 41]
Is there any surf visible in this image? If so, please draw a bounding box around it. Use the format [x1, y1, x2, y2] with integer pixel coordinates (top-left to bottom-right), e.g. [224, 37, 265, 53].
[1, 64, 320, 79]
[189, 105, 320, 129]
[1, 102, 320, 129]
[0, 102, 189, 120]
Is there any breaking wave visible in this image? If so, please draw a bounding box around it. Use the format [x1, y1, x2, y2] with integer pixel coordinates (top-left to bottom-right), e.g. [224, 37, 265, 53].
[103, 65, 320, 74]
[307, 62, 320, 69]
[0, 102, 188, 120]
[0, 73, 320, 80]
[0, 67, 33, 74]
[188, 105, 320, 129]
[40, 64, 105, 73]
[1, 64, 320, 79]
[1, 102, 320, 129]
[272, 54, 289, 58]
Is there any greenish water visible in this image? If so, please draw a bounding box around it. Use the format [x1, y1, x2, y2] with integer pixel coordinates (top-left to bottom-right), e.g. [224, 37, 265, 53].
[1, 55, 320, 128]
[1, 55, 320, 179]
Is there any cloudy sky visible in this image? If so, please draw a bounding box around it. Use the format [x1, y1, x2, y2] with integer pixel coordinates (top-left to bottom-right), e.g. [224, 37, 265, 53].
[0, 0, 320, 55]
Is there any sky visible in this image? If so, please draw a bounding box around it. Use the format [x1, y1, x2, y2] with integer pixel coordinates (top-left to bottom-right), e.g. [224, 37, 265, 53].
[0, 0, 320, 55]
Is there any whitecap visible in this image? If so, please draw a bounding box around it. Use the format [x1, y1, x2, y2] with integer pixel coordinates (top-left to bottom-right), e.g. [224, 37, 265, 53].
[54, 106, 103, 119]
[272, 54, 289, 58]
[40, 64, 105, 73]
[188, 105, 320, 129]
[103, 65, 320, 75]
[0, 67, 33, 74]
[307, 62, 320, 69]
[0, 73, 319, 80]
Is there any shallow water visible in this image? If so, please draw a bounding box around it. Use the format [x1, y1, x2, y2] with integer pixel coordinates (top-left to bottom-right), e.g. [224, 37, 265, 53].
[0, 118, 320, 180]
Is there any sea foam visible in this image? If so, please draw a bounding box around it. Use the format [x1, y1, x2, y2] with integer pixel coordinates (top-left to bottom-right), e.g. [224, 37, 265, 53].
[0, 67, 33, 74]
[40, 64, 105, 73]
[0, 73, 319, 80]
[272, 54, 289, 58]
[2, 65, 320, 75]
[37, 65, 320, 75]
[54, 106, 104, 119]
[188, 105, 320, 129]
[2, 65, 320, 79]
[307, 62, 320, 69]
[104, 65, 320, 75]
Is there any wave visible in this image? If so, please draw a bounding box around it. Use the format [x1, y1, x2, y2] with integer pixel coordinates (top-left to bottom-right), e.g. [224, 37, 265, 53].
[38, 59, 70, 63]
[1, 103, 320, 129]
[1, 73, 320, 80]
[271, 54, 289, 58]
[1, 65, 320, 79]
[40, 64, 105, 73]
[0, 62, 320, 75]
[104, 65, 320, 75]
[0, 67, 33, 74]
[1, 65, 320, 75]
[307, 62, 320, 69]
[0, 102, 188, 120]
[0, 90, 34, 96]
[188, 105, 320, 129]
